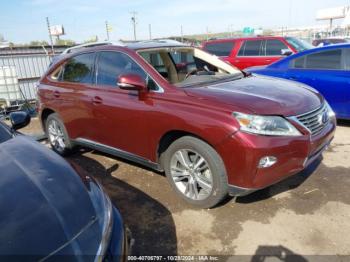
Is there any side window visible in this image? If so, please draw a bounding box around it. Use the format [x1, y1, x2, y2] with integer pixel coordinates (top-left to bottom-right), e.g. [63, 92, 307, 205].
[97, 52, 159, 90]
[265, 40, 289, 56]
[238, 40, 263, 56]
[62, 53, 95, 83]
[344, 49, 350, 70]
[140, 52, 167, 75]
[205, 42, 235, 56]
[291, 56, 306, 69]
[305, 49, 342, 70]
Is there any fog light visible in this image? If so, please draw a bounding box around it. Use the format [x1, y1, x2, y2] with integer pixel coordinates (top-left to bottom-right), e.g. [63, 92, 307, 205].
[258, 156, 277, 168]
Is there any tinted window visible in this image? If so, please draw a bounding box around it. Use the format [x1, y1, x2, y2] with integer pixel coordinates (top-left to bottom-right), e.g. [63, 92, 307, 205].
[62, 53, 95, 83]
[238, 40, 263, 56]
[265, 40, 288, 56]
[305, 49, 342, 69]
[344, 49, 350, 70]
[205, 42, 234, 56]
[292, 56, 305, 68]
[97, 52, 148, 87]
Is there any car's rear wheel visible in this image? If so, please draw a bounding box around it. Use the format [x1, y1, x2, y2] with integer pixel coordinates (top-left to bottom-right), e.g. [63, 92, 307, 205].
[162, 136, 228, 209]
[45, 113, 73, 156]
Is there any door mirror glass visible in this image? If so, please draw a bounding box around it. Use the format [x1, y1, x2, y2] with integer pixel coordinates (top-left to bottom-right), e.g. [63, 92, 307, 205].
[10, 111, 31, 130]
[117, 74, 147, 91]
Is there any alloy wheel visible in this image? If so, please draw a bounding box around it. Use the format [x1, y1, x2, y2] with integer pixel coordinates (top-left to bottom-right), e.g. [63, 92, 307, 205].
[47, 119, 66, 153]
[170, 149, 213, 201]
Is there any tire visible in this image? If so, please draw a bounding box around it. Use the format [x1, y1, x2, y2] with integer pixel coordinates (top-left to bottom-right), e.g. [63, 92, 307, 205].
[162, 136, 228, 209]
[45, 113, 73, 156]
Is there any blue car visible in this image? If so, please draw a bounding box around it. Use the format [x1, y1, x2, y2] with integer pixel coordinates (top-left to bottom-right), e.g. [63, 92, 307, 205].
[247, 44, 350, 120]
[0, 112, 130, 261]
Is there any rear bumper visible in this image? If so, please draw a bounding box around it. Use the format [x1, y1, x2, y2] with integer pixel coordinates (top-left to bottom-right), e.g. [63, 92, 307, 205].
[217, 119, 336, 193]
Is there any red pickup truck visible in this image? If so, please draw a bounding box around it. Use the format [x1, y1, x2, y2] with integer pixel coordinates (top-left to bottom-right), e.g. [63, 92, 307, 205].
[202, 36, 313, 70]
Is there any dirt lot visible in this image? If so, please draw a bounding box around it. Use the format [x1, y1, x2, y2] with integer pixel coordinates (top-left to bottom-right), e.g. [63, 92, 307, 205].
[22, 118, 350, 260]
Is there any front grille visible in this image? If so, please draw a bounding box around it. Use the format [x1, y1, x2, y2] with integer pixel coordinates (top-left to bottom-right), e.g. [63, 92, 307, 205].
[296, 103, 329, 136]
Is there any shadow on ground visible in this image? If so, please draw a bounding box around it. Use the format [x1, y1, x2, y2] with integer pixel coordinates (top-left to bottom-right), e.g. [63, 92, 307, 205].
[68, 154, 178, 256]
[236, 157, 322, 204]
[251, 245, 308, 262]
[337, 120, 350, 127]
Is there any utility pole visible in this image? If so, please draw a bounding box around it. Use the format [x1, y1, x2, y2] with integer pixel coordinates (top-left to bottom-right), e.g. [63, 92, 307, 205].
[229, 24, 233, 37]
[46, 17, 54, 54]
[149, 24, 152, 40]
[206, 26, 209, 41]
[131, 11, 137, 41]
[181, 25, 184, 42]
[105, 21, 110, 41]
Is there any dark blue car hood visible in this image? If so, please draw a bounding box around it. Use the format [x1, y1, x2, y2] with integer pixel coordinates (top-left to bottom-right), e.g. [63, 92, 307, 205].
[0, 136, 105, 260]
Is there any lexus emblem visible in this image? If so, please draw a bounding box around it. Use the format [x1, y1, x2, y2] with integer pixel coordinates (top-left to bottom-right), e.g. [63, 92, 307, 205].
[318, 112, 329, 124]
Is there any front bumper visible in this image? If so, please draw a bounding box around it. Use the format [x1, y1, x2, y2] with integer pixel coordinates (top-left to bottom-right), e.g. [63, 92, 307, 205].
[217, 119, 336, 194]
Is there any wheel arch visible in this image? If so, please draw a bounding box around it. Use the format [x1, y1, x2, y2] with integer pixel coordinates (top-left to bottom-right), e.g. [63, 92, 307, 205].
[40, 107, 56, 129]
[157, 130, 216, 168]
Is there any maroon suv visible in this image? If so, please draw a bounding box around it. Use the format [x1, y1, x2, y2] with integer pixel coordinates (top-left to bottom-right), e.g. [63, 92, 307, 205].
[38, 40, 336, 208]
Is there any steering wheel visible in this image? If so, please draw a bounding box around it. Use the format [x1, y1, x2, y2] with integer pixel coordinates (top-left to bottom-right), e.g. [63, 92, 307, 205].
[185, 68, 199, 79]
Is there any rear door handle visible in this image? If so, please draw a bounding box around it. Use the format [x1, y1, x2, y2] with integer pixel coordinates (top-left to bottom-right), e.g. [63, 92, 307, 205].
[53, 91, 60, 98]
[92, 96, 103, 105]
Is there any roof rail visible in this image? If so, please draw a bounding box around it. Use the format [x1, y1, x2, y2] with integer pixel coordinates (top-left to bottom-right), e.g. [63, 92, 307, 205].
[141, 39, 184, 45]
[62, 41, 125, 54]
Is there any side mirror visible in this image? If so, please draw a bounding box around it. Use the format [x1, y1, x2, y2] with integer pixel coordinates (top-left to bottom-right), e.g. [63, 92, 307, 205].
[281, 49, 293, 56]
[10, 111, 31, 131]
[117, 74, 147, 92]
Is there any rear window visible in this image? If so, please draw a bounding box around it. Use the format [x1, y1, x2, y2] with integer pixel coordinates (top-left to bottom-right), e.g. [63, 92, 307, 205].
[62, 53, 95, 83]
[238, 40, 263, 56]
[204, 42, 235, 56]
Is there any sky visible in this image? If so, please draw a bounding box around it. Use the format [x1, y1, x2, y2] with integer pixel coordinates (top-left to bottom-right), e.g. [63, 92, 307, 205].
[0, 0, 349, 44]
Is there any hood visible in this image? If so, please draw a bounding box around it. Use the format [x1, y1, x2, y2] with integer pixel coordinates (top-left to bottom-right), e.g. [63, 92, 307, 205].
[185, 75, 323, 116]
[0, 136, 106, 259]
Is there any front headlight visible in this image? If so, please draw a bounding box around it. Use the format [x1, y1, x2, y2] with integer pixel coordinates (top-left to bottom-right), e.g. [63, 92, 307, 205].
[233, 112, 301, 136]
[325, 101, 336, 119]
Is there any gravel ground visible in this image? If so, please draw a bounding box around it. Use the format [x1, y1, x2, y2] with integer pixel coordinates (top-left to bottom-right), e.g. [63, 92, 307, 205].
[21, 118, 350, 260]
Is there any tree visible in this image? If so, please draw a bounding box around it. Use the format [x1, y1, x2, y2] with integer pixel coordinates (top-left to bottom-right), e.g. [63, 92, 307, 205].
[29, 40, 49, 46]
[55, 38, 76, 46]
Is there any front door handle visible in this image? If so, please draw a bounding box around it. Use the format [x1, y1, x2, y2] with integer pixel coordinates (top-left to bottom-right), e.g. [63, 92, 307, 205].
[92, 96, 103, 105]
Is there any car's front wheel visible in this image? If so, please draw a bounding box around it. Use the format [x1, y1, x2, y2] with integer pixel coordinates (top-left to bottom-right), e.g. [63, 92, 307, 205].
[45, 113, 73, 156]
[162, 136, 229, 209]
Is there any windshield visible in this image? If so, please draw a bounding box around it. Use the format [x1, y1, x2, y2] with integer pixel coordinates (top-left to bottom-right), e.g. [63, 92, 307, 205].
[0, 122, 12, 144]
[285, 37, 313, 52]
[138, 47, 243, 87]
